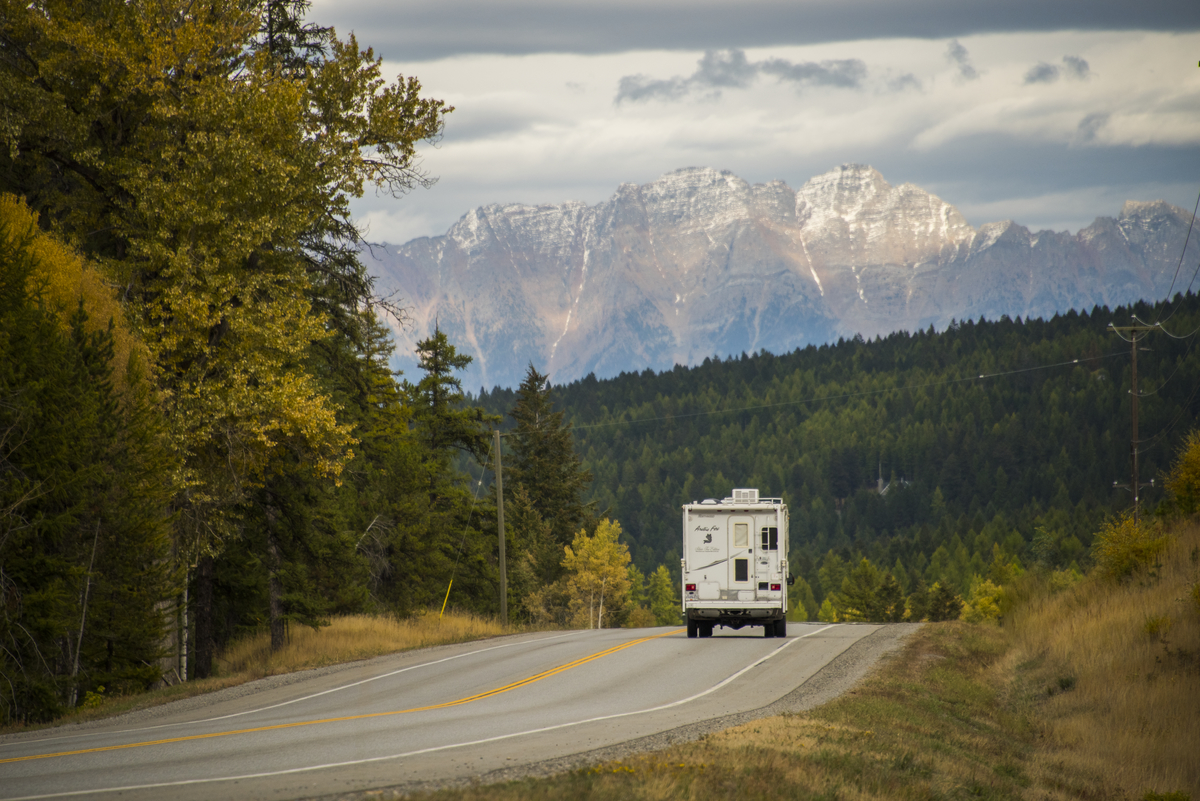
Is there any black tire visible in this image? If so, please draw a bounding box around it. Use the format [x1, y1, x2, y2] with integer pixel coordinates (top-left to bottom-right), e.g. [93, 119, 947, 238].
[687, 618, 698, 638]
[774, 618, 787, 638]
[700, 623, 713, 638]
[763, 624, 774, 638]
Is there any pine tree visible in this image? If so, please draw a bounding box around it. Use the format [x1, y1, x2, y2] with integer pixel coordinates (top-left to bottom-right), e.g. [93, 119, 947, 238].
[838, 558, 882, 621]
[0, 201, 174, 721]
[927, 582, 964, 621]
[507, 364, 593, 552]
[647, 565, 681, 625]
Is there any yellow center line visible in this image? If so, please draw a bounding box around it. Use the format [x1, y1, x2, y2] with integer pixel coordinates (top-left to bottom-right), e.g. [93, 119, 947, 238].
[2, 628, 683, 765]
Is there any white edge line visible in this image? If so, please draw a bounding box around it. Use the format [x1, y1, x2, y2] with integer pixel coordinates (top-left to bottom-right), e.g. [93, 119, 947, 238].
[5, 625, 838, 801]
[2, 630, 589, 748]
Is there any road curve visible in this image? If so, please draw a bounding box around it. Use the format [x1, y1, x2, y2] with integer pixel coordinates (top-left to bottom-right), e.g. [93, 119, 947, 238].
[0, 622, 903, 800]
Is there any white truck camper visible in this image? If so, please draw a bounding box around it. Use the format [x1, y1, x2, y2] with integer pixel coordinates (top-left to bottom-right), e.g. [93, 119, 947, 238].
[681, 489, 791, 638]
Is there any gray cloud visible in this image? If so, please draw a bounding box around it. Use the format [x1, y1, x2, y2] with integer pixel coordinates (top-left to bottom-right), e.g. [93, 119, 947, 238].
[759, 57, 866, 87]
[616, 49, 867, 103]
[1024, 61, 1059, 83]
[616, 74, 689, 103]
[945, 39, 979, 80]
[313, 0, 1200, 61]
[695, 49, 758, 88]
[887, 73, 923, 92]
[1024, 55, 1092, 84]
[1076, 112, 1110, 143]
[1062, 55, 1090, 79]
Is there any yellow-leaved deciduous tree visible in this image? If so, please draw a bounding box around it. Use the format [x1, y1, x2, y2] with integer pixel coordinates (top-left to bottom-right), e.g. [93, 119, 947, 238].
[1091, 511, 1169, 582]
[1165, 429, 1200, 517]
[563, 520, 632, 629]
[4, 194, 147, 398]
[1, 0, 451, 668]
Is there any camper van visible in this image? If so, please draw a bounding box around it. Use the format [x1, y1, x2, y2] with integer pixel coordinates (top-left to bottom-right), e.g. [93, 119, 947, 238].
[681, 489, 789, 638]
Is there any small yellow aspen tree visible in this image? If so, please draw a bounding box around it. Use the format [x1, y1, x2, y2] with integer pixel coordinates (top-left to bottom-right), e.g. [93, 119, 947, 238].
[563, 520, 632, 629]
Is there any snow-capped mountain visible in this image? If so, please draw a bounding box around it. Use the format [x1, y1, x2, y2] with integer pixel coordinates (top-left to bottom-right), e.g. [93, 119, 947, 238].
[367, 164, 1198, 390]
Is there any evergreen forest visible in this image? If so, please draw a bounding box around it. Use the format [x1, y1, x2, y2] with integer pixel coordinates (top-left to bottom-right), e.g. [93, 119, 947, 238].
[477, 294, 1200, 620]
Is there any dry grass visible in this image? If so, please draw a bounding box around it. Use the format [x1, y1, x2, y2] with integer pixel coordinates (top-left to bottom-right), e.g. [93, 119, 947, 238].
[0, 611, 511, 736]
[217, 611, 511, 679]
[1006, 520, 1200, 798]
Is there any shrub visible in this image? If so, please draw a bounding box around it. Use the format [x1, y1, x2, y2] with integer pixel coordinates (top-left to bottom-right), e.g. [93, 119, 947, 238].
[962, 579, 1004, 623]
[1049, 566, 1083, 592]
[1091, 511, 1169, 581]
[625, 607, 656, 628]
[1165, 429, 1200, 516]
[927, 582, 964, 622]
[818, 599, 839, 622]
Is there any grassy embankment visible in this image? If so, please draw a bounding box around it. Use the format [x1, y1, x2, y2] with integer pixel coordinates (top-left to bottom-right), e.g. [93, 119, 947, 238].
[1, 611, 510, 734]
[406, 521, 1200, 801]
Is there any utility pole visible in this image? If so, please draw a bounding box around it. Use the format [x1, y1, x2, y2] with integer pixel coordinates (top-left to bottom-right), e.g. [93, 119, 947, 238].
[1109, 320, 1159, 524]
[494, 429, 507, 624]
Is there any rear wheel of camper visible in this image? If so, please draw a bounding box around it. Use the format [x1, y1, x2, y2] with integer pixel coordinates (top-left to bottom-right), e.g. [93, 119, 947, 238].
[700, 623, 713, 637]
[774, 618, 787, 637]
[763, 624, 774, 638]
[687, 618, 698, 638]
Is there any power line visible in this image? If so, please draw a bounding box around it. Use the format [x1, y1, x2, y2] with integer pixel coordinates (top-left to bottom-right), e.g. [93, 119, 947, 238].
[1154, 183, 1200, 325]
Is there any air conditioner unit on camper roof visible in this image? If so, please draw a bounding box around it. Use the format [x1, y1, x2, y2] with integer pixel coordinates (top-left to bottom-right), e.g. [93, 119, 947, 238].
[731, 488, 759, 503]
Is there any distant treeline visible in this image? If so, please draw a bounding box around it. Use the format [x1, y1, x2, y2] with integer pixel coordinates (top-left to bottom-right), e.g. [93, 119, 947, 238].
[477, 293, 1200, 612]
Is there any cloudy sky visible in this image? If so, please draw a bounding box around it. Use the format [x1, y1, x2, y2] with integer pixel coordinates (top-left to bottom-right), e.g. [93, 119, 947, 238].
[310, 0, 1200, 248]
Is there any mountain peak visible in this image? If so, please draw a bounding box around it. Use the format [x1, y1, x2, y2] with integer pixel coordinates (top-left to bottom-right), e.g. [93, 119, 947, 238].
[369, 166, 1192, 390]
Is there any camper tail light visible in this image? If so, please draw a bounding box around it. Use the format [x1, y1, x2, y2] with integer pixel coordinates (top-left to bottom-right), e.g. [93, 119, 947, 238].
[770, 583, 781, 591]
[685, 583, 697, 592]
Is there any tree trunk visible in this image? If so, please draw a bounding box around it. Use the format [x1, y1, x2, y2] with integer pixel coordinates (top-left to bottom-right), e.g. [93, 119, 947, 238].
[192, 554, 214, 679]
[265, 505, 286, 653]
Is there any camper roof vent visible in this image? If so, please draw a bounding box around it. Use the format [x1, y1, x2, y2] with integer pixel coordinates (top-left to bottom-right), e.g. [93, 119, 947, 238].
[731, 488, 759, 503]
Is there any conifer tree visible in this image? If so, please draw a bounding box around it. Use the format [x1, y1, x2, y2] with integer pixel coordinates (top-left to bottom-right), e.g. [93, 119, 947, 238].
[507, 364, 594, 553]
[838, 558, 882, 621]
[0, 199, 174, 722]
[647, 564, 681, 625]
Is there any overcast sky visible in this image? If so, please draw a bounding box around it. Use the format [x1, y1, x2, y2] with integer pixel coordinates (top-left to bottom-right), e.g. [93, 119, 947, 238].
[309, 0, 1200, 249]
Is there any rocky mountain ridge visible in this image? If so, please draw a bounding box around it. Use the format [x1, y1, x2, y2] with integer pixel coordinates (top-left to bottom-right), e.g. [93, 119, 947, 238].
[368, 164, 1198, 390]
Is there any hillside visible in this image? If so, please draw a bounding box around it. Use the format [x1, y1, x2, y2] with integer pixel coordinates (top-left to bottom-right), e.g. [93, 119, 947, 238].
[373, 164, 1198, 389]
[478, 292, 1200, 611]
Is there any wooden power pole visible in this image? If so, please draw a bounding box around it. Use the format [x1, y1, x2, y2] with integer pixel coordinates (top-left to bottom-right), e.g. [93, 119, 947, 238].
[1109, 320, 1159, 524]
[494, 429, 507, 624]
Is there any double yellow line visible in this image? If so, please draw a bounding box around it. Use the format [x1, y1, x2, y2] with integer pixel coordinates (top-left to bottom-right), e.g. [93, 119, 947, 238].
[1, 628, 681, 765]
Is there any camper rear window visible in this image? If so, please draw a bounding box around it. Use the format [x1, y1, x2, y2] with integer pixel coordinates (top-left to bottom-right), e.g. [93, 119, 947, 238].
[734, 559, 748, 582]
[760, 527, 778, 550]
[733, 523, 749, 547]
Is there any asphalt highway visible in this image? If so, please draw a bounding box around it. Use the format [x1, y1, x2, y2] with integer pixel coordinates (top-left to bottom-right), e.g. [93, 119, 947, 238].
[0, 622, 885, 800]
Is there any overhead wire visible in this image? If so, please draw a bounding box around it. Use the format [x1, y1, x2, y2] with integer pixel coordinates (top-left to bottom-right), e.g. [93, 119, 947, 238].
[1155, 182, 1200, 325]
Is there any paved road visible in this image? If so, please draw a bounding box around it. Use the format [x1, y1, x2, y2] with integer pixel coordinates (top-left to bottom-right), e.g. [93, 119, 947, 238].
[0, 623, 889, 800]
